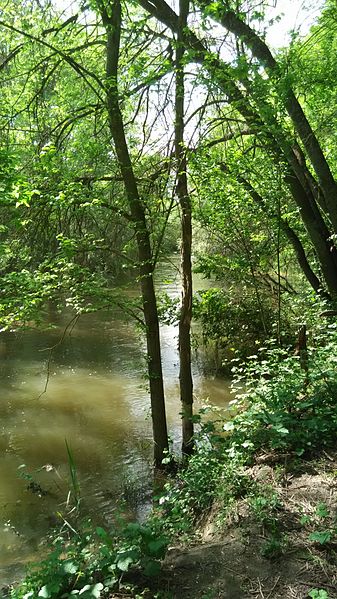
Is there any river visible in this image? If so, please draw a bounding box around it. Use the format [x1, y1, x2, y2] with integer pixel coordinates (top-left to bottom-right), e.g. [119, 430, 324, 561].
[0, 257, 232, 585]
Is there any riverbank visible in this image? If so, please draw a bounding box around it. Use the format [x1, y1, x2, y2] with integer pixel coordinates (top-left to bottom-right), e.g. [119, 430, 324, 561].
[3, 450, 337, 599]
[157, 451, 337, 598]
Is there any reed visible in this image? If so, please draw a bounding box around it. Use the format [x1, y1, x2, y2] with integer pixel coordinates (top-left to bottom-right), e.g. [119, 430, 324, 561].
[65, 438, 81, 509]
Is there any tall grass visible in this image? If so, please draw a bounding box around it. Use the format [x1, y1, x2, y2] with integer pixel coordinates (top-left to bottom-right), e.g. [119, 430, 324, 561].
[65, 438, 81, 510]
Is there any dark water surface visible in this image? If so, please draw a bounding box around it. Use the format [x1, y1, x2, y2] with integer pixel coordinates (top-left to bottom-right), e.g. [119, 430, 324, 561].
[0, 258, 231, 584]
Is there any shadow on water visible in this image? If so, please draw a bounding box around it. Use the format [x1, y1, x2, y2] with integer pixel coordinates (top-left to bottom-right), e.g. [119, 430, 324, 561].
[0, 258, 232, 584]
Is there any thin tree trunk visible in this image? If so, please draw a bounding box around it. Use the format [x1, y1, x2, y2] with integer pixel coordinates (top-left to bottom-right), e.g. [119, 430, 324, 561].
[231, 171, 325, 295]
[175, 0, 194, 455]
[285, 172, 337, 295]
[102, 0, 168, 467]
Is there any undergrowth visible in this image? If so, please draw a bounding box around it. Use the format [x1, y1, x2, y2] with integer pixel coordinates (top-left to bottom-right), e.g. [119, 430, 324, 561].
[153, 320, 337, 541]
[9, 519, 168, 599]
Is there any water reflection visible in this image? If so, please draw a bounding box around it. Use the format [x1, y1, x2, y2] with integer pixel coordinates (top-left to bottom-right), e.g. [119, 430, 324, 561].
[0, 258, 232, 584]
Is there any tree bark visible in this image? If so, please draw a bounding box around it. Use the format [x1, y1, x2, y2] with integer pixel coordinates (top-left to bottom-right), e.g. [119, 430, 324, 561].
[285, 171, 337, 295]
[102, 0, 169, 467]
[175, 0, 194, 455]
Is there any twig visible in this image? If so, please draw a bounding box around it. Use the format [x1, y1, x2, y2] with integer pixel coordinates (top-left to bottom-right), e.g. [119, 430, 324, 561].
[257, 577, 265, 598]
[37, 313, 80, 399]
[323, 450, 334, 462]
[265, 576, 281, 599]
[299, 580, 337, 590]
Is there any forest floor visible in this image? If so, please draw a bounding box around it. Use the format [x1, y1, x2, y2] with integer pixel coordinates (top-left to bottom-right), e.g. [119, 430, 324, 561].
[117, 452, 337, 599]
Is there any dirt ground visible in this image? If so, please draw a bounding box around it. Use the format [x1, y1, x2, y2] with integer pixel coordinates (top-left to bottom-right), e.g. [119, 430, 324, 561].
[156, 453, 337, 599]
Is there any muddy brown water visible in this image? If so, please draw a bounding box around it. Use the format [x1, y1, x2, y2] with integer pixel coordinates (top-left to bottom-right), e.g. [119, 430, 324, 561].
[0, 258, 232, 585]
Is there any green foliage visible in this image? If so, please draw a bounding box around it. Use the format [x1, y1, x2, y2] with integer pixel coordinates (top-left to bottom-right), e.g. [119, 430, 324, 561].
[248, 488, 282, 531]
[154, 438, 226, 537]
[191, 140, 301, 301]
[156, 292, 180, 325]
[288, 3, 337, 172]
[152, 313, 337, 540]
[193, 286, 281, 361]
[11, 519, 169, 599]
[228, 321, 337, 457]
[308, 590, 330, 599]
[309, 531, 332, 545]
[300, 501, 337, 547]
[259, 535, 286, 559]
[247, 486, 286, 559]
[10, 541, 84, 599]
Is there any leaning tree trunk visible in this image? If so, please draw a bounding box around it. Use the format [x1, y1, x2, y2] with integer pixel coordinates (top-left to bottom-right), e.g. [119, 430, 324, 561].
[137, 0, 337, 298]
[197, 0, 337, 235]
[175, 0, 194, 455]
[102, 0, 168, 467]
[231, 171, 325, 295]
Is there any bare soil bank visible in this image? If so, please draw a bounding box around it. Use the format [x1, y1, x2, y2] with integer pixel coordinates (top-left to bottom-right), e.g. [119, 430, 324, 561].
[159, 453, 337, 599]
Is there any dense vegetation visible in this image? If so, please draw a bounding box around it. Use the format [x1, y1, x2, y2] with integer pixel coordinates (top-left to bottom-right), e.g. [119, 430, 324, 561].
[1, 0, 337, 596]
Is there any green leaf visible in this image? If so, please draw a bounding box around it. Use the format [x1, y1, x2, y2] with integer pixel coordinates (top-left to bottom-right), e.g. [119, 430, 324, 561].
[63, 560, 78, 574]
[308, 590, 329, 599]
[116, 556, 134, 572]
[315, 503, 329, 519]
[147, 538, 167, 557]
[103, 574, 118, 587]
[38, 580, 61, 597]
[96, 526, 107, 537]
[223, 421, 235, 431]
[241, 441, 254, 449]
[125, 522, 142, 535]
[96, 526, 112, 545]
[273, 425, 289, 435]
[309, 530, 332, 545]
[76, 583, 103, 597]
[38, 586, 52, 598]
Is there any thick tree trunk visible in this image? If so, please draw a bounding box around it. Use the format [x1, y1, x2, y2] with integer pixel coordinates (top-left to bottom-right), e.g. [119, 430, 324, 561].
[103, 0, 168, 467]
[175, 0, 194, 455]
